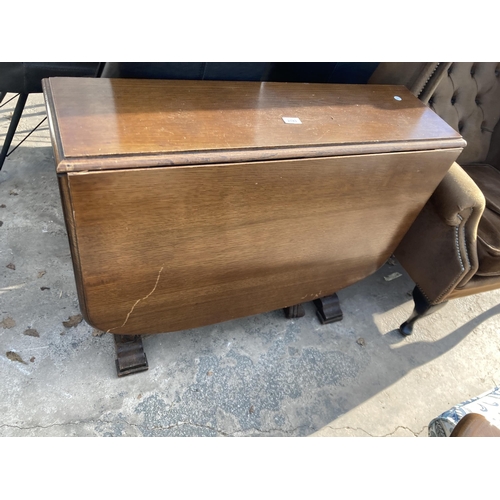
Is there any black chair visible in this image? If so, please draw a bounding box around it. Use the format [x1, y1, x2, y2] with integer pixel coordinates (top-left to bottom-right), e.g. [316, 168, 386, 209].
[99, 62, 379, 84]
[99, 62, 273, 80]
[0, 62, 100, 170]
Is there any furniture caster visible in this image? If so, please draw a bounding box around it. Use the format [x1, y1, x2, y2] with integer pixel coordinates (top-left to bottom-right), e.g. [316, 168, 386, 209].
[399, 286, 448, 335]
[314, 293, 343, 324]
[283, 303, 305, 319]
[114, 334, 149, 377]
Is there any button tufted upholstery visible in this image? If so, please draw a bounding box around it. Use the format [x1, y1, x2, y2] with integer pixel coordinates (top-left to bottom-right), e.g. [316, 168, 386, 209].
[428, 63, 500, 277]
[369, 63, 500, 324]
[428, 63, 500, 165]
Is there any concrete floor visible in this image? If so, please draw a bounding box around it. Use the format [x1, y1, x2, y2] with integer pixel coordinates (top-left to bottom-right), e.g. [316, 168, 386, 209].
[1, 91, 499, 437]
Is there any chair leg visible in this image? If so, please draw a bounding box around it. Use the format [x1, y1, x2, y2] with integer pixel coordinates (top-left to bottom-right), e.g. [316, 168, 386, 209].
[399, 286, 448, 336]
[0, 93, 28, 171]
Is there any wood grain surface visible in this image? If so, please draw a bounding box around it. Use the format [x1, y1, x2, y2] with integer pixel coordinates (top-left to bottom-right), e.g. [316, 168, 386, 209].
[64, 149, 460, 335]
[43, 77, 464, 335]
[42, 78, 465, 172]
[451, 413, 500, 437]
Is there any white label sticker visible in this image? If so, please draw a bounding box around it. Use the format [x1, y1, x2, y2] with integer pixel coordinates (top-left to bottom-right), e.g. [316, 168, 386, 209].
[282, 117, 302, 124]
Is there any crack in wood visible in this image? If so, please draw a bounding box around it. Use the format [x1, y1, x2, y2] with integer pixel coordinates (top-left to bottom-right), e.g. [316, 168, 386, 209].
[106, 265, 164, 334]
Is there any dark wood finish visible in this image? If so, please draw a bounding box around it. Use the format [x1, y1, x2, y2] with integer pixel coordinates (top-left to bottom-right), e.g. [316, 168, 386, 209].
[314, 294, 343, 324]
[57, 174, 90, 322]
[64, 150, 459, 335]
[43, 78, 465, 173]
[42, 78, 465, 336]
[114, 335, 148, 377]
[399, 286, 448, 336]
[451, 413, 500, 437]
[284, 304, 305, 319]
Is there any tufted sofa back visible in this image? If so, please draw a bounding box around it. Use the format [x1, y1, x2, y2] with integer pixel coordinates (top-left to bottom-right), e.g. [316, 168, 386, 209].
[427, 63, 500, 165]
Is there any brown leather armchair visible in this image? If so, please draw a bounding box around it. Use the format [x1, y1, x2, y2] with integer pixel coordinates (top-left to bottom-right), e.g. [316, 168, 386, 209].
[370, 62, 500, 334]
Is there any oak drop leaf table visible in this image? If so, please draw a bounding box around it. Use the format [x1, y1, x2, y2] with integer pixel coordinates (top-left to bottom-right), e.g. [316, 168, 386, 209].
[42, 77, 465, 376]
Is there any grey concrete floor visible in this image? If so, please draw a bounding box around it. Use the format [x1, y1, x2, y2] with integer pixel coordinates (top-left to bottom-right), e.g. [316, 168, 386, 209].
[1, 92, 500, 437]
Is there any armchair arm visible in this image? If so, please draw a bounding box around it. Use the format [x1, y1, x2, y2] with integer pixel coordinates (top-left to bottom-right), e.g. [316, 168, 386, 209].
[395, 162, 486, 304]
[432, 162, 486, 226]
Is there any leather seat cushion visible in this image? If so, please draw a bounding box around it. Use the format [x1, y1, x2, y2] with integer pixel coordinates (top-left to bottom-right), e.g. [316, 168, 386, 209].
[463, 164, 500, 275]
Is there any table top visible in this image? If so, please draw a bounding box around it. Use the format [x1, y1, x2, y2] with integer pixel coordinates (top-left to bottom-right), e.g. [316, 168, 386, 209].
[43, 77, 465, 173]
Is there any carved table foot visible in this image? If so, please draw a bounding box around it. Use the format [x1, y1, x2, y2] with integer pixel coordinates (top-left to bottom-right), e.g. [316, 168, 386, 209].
[314, 293, 343, 324]
[283, 303, 305, 319]
[114, 334, 149, 377]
